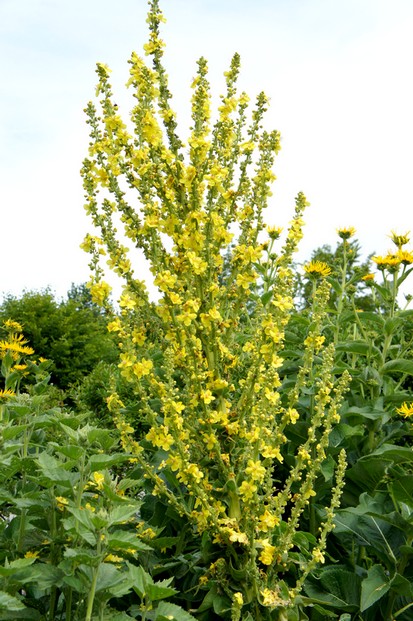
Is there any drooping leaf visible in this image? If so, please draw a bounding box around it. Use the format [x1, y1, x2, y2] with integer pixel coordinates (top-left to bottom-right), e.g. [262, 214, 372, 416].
[303, 566, 360, 610]
[360, 564, 391, 611]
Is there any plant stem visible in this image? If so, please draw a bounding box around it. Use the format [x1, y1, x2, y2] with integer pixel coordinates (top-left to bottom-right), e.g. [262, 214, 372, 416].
[85, 565, 99, 621]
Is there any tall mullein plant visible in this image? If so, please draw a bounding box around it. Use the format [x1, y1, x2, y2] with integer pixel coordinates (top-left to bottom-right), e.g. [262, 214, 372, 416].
[81, 1, 348, 617]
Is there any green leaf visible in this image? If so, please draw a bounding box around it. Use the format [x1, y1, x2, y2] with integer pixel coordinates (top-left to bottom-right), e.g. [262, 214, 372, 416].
[108, 504, 140, 527]
[0, 591, 26, 611]
[360, 564, 391, 611]
[260, 291, 273, 306]
[64, 548, 100, 565]
[369, 443, 413, 463]
[36, 452, 78, 485]
[88, 453, 129, 471]
[146, 580, 177, 601]
[381, 359, 413, 376]
[390, 476, 413, 512]
[155, 601, 198, 621]
[108, 530, 152, 551]
[65, 506, 96, 531]
[336, 341, 381, 358]
[303, 567, 360, 610]
[126, 563, 152, 598]
[94, 563, 125, 593]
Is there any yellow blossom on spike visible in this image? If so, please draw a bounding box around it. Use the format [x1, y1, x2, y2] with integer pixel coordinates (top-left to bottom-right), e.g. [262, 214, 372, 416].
[238, 480, 257, 501]
[258, 539, 276, 565]
[245, 459, 266, 483]
[233, 592, 243, 605]
[133, 359, 153, 378]
[154, 270, 177, 292]
[261, 445, 283, 462]
[312, 548, 325, 564]
[258, 509, 279, 532]
[89, 281, 112, 305]
[92, 472, 105, 490]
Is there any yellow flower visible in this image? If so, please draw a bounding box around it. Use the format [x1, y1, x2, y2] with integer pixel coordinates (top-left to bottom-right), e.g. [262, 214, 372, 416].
[92, 471, 105, 490]
[390, 230, 410, 249]
[312, 547, 325, 564]
[258, 509, 279, 532]
[372, 254, 401, 272]
[258, 539, 276, 565]
[362, 273, 375, 282]
[0, 388, 16, 400]
[154, 270, 177, 292]
[24, 550, 39, 559]
[260, 587, 286, 607]
[200, 389, 215, 404]
[261, 444, 283, 462]
[238, 480, 257, 501]
[304, 334, 325, 352]
[396, 402, 413, 418]
[245, 459, 266, 483]
[337, 226, 356, 240]
[267, 226, 283, 240]
[397, 249, 413, 265]
[104, 553, 123, 564]
[3, 319, 23, 332]
[304, 261, 332, 278]
[55, 496, 69, 511]
[146, 426, 175, 451]
[88, 280, 112, 306]
[133, 358, 154, 378]
[233, 592, 243, 606]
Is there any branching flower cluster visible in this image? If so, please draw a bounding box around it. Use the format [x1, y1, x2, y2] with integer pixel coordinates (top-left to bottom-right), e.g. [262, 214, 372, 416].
[81, 1, 348, 616]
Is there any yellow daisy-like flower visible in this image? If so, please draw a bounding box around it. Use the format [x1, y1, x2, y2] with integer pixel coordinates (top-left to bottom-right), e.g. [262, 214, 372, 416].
[337, 226, 356, 240]
[267, 226, 283, 240]
[396, 402, 413, 418]
[397, 250, 413, 265]
[372, 254, 401, 272]
[0, 388, 16, 400]
[3, 319, 23, 332]
[303, 260, 332, 278]
[24, 550, 39, 559]
[362, 273, 375, 282]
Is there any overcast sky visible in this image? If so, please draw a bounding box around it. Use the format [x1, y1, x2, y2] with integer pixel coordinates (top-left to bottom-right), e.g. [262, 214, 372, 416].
[1, 0, 413, 300]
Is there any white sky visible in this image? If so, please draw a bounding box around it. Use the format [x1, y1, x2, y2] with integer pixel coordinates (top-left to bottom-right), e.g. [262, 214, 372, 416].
[1, 0, 413, 300]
